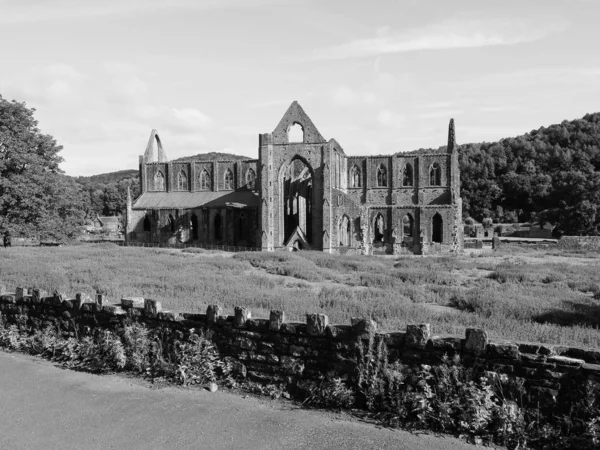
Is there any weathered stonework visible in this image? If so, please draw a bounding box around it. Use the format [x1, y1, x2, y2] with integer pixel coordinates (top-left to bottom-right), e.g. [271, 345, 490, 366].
[126, 102, 463, 255]
[2, 283, 600, 413]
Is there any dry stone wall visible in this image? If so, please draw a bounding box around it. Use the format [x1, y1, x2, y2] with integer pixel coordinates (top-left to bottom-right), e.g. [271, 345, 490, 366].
[1, 285, 599, 409]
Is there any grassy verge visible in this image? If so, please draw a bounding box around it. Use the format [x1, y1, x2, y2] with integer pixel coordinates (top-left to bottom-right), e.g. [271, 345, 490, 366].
[0, 244, 599, 347]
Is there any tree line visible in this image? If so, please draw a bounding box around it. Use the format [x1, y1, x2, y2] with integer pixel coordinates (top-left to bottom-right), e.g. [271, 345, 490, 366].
[1, 94, 599, 241]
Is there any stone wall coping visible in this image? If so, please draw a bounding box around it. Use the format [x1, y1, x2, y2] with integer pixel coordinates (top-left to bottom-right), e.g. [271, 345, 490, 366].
[2, 287, 600, 364]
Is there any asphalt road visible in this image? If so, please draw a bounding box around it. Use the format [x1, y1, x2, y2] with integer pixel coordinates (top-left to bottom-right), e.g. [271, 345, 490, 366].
[0, 351, 487, 450]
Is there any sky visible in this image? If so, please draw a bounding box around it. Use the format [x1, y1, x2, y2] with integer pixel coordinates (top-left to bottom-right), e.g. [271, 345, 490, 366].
[0, 0, 599, 176]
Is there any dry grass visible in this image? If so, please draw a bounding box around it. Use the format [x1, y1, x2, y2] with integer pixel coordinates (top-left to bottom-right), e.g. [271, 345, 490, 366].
[1, 243, 600, 348]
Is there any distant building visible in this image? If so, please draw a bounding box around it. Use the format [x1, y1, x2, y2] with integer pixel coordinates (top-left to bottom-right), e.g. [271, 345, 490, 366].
[126, 102, 463, 255]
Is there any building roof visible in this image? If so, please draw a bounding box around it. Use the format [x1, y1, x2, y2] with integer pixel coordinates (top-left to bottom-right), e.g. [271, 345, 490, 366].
[132, 191, 259, 210]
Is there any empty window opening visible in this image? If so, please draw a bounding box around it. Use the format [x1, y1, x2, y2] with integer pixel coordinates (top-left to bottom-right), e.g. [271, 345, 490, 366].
[350, 164, 361, 188]
[224, 169, 234, 190]
[374, 214, 385, 242]
[288, 123, 304, 143]
[177, 170, 188, 191]
[432, 213, 443, 243]
[246, 168, 256, 189]
[191, 213, 198, 240]
[199, 169, 211, 190]
[143, 215, 151, 232]
[214, 213, 222, 240]
[154, 171, 165, 190]
[429, 163, 441, 186]
[403, 164, 413, 187]
[339, 215, 350, 247]
[402, 214, 414, 240]
[377, 165, 387, 187]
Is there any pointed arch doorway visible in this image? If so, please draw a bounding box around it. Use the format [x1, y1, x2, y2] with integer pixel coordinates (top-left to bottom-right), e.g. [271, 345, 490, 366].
[280, 157, 313, 246]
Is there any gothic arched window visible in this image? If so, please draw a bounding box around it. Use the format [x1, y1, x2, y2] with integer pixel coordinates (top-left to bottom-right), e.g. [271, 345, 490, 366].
[154, 171, 165, 191]
[224, 169, 234, 190]
[288, 123, 304, 143]
[246, 168, 256, 189]
[350, 165, 361, 188]
[403, 164, 413, 187]
[429, 162, 441, 186]
[376, 165, 387, 187]
[176, 170, 188, 191]
[199, 169, 211, 190]
[143, 215, 151, 232]
[374, 213, 385, 242]
[339, 215, 350, 246]
[402, 214, 414, 240]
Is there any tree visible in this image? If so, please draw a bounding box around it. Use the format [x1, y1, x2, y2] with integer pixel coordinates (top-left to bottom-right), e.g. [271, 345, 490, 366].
[0, 95, 87, 241]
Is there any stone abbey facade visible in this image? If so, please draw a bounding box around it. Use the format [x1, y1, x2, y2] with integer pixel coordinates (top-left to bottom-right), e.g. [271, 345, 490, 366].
[126, 102, 463, 255]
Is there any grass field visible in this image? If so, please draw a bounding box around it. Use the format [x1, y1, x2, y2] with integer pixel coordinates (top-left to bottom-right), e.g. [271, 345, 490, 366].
[1, 244, 600, 348]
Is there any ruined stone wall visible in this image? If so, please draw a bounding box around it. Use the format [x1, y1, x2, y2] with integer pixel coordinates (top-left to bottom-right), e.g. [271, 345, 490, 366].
[1, 288, 599, 410]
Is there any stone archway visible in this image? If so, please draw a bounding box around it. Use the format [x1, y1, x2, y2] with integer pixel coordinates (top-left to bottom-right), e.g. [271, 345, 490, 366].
[280, 156, 314, 245]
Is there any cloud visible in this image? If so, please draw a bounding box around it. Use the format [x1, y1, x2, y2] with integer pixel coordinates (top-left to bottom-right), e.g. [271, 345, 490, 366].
[332, 85, 376, 106]
[377, 110, 405, 128]
[0, 0, 284, 23]
[309, 16, 570, 60]
[418, 109, 463, 120]
[171, 108, 214, 130]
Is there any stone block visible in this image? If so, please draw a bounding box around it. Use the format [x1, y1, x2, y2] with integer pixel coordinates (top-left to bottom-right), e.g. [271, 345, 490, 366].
[32, 288, 48, 304]
[206, 304, 222, 324]
[405, 324, 431, 349]
[427, 336, 462, 352]
[306, 313, 329, 336]
[0, 282, 5, 294]
[290, 345, 309, 357]
[76, 293, 93, 304]
[518, 343, 541, 354]
[280, 356, 305, 375]
[53, 291, 67, 303]
[234, 336, 256, 351]
[247, 318, 269, 330]
[15, 287, 28, 301]
[234, 306, 251, 328]
[63, 299, 81, 310]
[326, 324, 351, 340]
[464, 328, 488, 355]
[547, 355, 585, 366]
[144, 299, 162, 318]
[269, 310, 285, 331]
[564, 348, 600, 364]
[102, 304, 126, 316]
[0, 294, 16, 304]
[96, 294, 106, 307]
[266, 354, 279, 364]
[383, 332, 406, 348]
[80, 302, 98, 313]
[224, 357, 247, 378]
[281, 322, 297, 334]
[350, 317, 377, 334]
[182, 313, 205, 322]
[158, 311, 182, 322]
[487, 342, 519, 360]
[121, 297, 144, 309]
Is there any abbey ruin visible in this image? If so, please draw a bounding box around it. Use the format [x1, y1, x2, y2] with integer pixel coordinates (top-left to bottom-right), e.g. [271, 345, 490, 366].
[126, 102, 463, 255]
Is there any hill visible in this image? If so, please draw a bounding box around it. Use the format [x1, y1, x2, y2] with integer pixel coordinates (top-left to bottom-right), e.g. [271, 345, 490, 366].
[173, 152, 250, 162]
[459, 112, 600, 235]
[75, 169, 139, 185]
